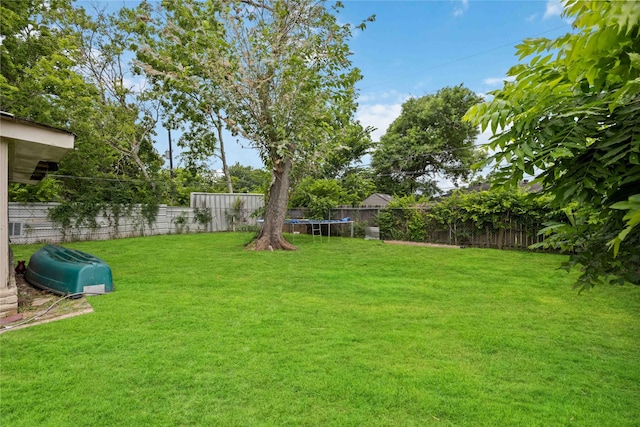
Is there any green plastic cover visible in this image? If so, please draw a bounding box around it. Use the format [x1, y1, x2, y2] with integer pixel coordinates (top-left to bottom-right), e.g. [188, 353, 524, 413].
[25, 245, 114, 295]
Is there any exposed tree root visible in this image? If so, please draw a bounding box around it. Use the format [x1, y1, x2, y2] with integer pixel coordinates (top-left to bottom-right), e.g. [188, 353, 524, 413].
[246, 235, 297, 251]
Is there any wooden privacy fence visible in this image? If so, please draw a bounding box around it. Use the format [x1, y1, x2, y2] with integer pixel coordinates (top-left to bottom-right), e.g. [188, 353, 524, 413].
[328, 206, 546, 249]
[329, 207, 381, 227]
[420, 220, 545, 249]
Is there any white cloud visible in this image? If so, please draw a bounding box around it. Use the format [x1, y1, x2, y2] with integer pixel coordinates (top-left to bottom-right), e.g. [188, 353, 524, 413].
[482, 77, 503, 86]
[356, 90, 411, 142]
[123, 76, 148, 94]
[476, 92, 492, 102]
[543, 0, 563, 20]
[453, 0, 469, 17]
[476, 126, 494, 147]
[356, 103, 403, 142]
[358, 89, 406, 104]
[482, 76, 516, 87]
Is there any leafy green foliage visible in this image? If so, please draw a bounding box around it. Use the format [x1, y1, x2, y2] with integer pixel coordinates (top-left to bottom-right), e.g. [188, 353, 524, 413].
[430, 189, 555, 232]
[192, 206, 213, 226]
[465, 1, 640, 288]
[372, 85, 484, 196]
[289, 165, 375, 219]
[2, 1, 165, 229]
[8, 178, 64, 203]
[339, 168, 377, 205]
[212, 163, 271, 195]
[609, 195, 640, 257]
[378, 189, 557, 245]
[0, 0, 93, 123]
[160, 168, 218, 207]
[48, 178, 160, 234]
[132, 0, 371, 249]
[172, 211, 189, 229]
[377, 195, 431, 242]
[289, 178, 349, 219]
[289, 169, 376, 219]
[301, 121, 373, 182]
[125, 1, 235, 191]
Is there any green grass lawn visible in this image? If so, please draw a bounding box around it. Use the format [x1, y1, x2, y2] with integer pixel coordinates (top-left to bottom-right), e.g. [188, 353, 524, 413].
[2, 233, 639, 426]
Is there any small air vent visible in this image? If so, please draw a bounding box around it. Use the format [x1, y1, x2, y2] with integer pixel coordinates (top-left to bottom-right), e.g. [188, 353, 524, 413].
[8, 222, 23, 237]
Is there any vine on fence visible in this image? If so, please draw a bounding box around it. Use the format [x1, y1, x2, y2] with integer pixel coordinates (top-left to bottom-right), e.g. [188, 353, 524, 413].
[378, 189, 561, 248]
[377, 196, 431, 242]
[48, 179, 160, 239]
[173, 211, 190, 234]
[193, 207, 213, 226]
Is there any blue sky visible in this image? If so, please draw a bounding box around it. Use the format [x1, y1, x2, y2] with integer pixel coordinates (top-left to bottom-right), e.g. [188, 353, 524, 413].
[343, 0, 570, 145]
[223, 0, 572, 173]
[86, 0, 573, 176]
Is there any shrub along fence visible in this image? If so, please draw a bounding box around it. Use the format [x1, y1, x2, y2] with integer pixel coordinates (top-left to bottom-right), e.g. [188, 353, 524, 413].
[328, 207, 382, 238]
[377, 207, 545, 249]
[13, 189, 552, 250]
[8, 203, 206, 244]
[376, 191, 558, 249]
[325, 190, 560, 249]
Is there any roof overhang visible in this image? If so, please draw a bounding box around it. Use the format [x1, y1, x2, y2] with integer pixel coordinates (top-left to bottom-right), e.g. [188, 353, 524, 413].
[1, 112, 75, 184]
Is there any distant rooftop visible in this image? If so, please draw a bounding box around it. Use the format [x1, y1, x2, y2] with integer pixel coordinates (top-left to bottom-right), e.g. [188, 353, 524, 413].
[361, 193, 394, 207]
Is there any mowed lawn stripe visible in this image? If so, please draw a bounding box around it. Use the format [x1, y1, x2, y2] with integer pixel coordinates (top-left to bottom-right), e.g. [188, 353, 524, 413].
[3, 233, 639, 426]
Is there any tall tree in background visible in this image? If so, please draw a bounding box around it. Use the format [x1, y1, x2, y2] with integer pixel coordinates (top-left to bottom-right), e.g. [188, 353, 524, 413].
[71, 6, 163, 184]
[134, 0, 370, 250]
[372, 85, 483, 196]
[1, 0, 164, 225]
[214, 163, 271, 194]
[0, 0, 96, 129]
[126, 1, 235, 193]
[465, 1, 640, 288]
[1, 0, 109, 202]
[219, 0, 369, 250]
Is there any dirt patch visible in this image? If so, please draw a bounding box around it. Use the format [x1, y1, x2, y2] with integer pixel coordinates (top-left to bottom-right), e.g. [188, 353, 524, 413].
[0, 275, 93, 333]
[384, 240, 462, 249]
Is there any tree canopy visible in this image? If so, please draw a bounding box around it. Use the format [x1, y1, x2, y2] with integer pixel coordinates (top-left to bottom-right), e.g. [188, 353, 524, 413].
[125, 1, 236, 193]
[372, 85, 483, 197]
[215, 163, 271, 195]
[1, 0, 164, 225]
[465, 0, 640, 288]
[133, 0, 371, 250]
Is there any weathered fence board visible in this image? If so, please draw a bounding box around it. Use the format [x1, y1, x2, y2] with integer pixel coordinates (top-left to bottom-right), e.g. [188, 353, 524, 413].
[329, 206, 545, 249]
[190, 193, 264, 232]
[9, 193, 265, 244]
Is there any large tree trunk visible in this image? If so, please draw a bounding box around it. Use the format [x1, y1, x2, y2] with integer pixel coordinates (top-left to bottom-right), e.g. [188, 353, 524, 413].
[250, 157, 296, 251]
